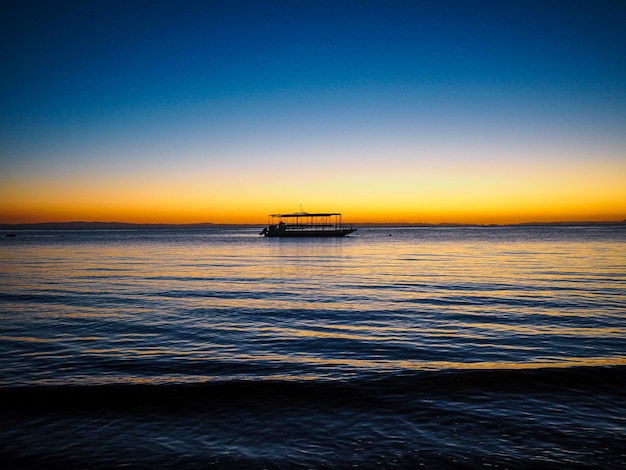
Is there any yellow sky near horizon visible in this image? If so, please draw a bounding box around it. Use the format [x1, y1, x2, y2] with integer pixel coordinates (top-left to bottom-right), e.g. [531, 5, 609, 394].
[2, 145, 624, 225]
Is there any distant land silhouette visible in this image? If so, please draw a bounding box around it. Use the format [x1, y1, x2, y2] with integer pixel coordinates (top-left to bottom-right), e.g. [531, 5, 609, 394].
[1, 220, 625, 230]
[0, 222, 217, 230]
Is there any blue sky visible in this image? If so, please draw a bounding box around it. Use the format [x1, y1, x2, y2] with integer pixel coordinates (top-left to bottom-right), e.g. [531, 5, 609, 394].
[1, 1, 625, 223]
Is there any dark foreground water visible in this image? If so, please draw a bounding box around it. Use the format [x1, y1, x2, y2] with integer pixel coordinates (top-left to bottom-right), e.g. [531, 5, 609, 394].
[1, 225, 625, 468]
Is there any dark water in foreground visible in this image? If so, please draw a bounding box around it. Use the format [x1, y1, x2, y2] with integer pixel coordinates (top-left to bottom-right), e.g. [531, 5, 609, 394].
[1, 226, 625, 468]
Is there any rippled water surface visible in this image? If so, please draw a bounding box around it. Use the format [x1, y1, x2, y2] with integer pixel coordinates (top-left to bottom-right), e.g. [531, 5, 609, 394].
[1, 226, 625, 468]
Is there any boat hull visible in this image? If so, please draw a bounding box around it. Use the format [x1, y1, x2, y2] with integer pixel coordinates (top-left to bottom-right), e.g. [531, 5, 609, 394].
[265, 228, 355, 237]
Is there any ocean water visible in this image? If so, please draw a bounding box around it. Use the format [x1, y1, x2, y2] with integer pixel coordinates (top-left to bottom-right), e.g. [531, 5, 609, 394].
[0, 225, 625, 469]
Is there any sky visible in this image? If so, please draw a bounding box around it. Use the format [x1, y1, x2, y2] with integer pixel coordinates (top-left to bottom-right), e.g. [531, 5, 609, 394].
[1, 0, 625, 224]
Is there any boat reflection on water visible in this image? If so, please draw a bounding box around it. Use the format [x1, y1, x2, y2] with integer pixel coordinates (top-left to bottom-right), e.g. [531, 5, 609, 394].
[260, 212, 356, 237]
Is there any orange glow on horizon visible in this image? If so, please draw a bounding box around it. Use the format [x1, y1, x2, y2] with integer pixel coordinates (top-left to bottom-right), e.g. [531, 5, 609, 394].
[1, 187, 625, 225]
[2, 150, 624, 225]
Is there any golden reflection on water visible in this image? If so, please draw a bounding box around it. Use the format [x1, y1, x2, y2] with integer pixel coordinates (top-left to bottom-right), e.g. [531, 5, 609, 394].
[0, 336, 57, 343]
[189, 352, 626, 374]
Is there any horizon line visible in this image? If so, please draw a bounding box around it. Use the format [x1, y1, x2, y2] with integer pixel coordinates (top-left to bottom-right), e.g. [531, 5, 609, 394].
[1, 219, 625, 229]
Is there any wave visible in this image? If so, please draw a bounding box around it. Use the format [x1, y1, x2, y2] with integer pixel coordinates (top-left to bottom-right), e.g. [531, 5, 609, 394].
[2, 365, 624, 413]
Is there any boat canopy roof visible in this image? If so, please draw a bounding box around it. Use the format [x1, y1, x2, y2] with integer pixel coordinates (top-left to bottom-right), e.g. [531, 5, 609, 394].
[270, 212, 342, 218]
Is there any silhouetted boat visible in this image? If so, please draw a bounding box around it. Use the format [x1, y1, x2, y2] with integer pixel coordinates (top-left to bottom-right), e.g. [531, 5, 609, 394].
[260, 212, 356, 237]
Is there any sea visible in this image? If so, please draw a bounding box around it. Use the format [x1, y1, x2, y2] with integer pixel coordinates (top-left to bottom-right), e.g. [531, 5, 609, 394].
[0, 225, 624, 469]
